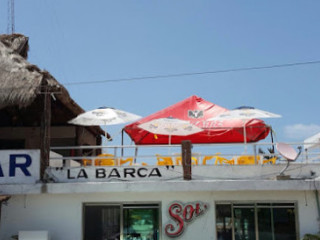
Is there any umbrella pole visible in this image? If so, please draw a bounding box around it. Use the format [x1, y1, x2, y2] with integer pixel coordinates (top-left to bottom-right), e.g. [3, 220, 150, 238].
[243, 120, 247, 153]
[134, 146, 138, 164]
[104, 127, 110, 154]
[270, 126, 275, 153]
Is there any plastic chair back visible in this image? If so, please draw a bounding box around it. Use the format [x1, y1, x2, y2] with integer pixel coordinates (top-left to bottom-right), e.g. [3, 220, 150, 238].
[156, 154, 173, 166]
[202, 155, 214, 165]
[237, 155, 260, 165]
[95, 153, 115, 166]
[119, 157, 133, 166]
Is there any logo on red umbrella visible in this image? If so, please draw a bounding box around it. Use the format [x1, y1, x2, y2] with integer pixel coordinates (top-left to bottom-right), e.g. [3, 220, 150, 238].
[188, 110, 204, 119]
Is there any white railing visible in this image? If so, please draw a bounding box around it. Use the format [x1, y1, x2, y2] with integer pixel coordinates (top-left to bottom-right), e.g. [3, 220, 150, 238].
[49, 142, 320, 167]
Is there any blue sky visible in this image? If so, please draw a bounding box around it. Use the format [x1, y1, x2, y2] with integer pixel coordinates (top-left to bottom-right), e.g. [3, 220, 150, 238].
[1, 0, 319, 145]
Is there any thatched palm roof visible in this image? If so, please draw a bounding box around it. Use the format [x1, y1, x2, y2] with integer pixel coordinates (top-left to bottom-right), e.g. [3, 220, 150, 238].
[0, 33, 107, 138]
[0, 34, 68, 109]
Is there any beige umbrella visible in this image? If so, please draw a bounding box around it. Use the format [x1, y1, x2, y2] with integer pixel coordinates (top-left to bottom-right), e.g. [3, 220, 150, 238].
[209, 106, 281, 151]
[68, 107, 141, 126]
[69, 106, 142, 140]
[138, 117, 203, 145]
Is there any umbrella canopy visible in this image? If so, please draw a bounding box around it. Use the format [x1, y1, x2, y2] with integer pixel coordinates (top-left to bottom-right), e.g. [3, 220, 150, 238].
[209, 106, 281, 150]
[210, 106, 282, 120]
[138, 117, 203, 136]
[124, 96, 271, 145]
[68, 107, 142, 126]
[304, 132, 320, 150]
[138, 117, 203, 145]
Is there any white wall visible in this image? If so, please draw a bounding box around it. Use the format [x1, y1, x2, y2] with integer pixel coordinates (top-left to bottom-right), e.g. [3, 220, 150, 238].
[0, 190, 319, 240]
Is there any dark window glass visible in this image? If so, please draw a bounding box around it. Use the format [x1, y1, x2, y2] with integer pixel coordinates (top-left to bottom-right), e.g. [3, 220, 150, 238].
[84, 204, 159, 240]
[84, 206, 102, 240]
[272, 203, 295, 207]
[84, 205, 120, 240]
[257, 203, 271, 207]
[273, 208, 296, 240]
[233, 204, 254, 207]
[216, 203, 297, 240]
[258, 208, 273, 240]
[124, 204, 159, 208]
[102, 206, 121, 240]
[234, 208, 255, 240]
[216, 204, 232, 240]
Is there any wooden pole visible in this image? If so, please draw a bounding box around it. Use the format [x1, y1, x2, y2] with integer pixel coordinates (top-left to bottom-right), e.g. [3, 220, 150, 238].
[40, 83, 51, 180]
[181, 140, 192, 180]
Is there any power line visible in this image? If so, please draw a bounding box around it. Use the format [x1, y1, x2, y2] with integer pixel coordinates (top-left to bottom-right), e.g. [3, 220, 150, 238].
[64, 60, 320, 86]
[0, 60, 319, 92]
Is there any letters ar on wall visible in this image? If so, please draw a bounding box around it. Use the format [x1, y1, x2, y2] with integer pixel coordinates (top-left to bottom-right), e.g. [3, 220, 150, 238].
[0, 150, 40, 184]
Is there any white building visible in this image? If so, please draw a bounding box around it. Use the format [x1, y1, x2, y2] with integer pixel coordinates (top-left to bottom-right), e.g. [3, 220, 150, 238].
[1, 145, 320, 240]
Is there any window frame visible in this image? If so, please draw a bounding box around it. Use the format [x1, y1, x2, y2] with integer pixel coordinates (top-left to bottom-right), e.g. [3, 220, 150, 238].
[215, 201, 299, 240]
[82, 202, 162, 240]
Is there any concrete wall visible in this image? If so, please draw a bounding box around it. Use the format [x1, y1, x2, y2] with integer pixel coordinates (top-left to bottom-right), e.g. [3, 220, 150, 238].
[0, 190, 319, 240]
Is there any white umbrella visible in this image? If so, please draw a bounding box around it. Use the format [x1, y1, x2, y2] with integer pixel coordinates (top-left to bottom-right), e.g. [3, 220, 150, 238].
[304, 132, 320, 162]
[304, 132, 320, 151]
[209, 106, 281, 151]
[68, 107, 142, 139]
[69, 107, 141, 126]
[138, 117, 203, 145]
[211, 106, 282, 120]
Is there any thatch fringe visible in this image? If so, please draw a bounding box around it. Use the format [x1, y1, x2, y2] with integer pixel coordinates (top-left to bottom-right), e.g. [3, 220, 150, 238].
[0, 34, 61, 109]
[0, 33, 29, 59]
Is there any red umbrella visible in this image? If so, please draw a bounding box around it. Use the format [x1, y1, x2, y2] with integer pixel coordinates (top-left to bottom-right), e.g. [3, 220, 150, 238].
[124, 96, 270, 145]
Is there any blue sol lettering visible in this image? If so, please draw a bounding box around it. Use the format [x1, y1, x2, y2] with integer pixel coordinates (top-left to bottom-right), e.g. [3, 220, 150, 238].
[0, 154, 32, 177]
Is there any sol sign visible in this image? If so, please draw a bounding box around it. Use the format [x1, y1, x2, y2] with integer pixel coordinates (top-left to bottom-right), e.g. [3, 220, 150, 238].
[0, 150, 40, 184]
[165, 201, 209, 238]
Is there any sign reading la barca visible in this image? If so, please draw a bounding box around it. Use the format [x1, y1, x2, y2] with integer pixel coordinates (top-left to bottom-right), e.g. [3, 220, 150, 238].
[67, 167, 162, 179]
[48, 165, 182, 183]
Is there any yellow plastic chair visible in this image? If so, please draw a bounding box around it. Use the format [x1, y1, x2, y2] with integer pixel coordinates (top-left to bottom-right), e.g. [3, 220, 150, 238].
[202, 155, 214, 165]
[119, 157, 133, 166]
[95, 153, 115, 166]
[82, 158, 92, 166]
[175, 156, 198, 165]
[236, 155, 260, 165]
[262, 156, 277, 164]
[214, 153, 235, 165]
[156, 154, 173, 166]
[132, 162, 149, 166]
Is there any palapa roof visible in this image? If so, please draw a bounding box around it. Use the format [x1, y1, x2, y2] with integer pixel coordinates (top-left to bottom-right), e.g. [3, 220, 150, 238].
[0, 34, 69, 110]
[0, 33, 108, 138]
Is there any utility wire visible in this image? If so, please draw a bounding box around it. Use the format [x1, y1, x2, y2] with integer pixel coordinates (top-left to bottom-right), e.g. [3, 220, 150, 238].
[0, 60, 319, 92]
[64, 60, 320, 86]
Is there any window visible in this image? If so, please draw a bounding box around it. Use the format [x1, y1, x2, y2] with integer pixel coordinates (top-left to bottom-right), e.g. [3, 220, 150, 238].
[84, 203, 160, 240]
[216, 203, 297, 240]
